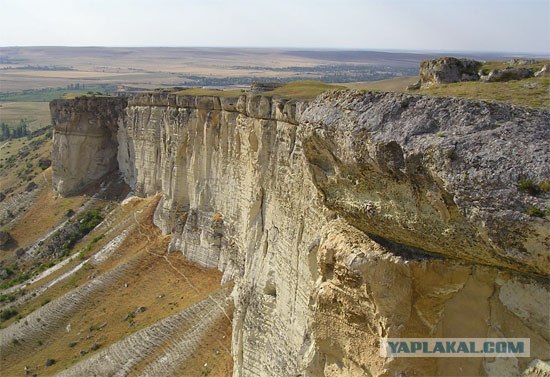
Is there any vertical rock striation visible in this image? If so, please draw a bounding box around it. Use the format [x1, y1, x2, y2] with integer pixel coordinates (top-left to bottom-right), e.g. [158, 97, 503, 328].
[50, 97, 127, 196]
[51, 90, 550, 376]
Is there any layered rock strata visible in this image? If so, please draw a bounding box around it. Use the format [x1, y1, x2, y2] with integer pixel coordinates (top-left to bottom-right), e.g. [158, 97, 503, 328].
[51, 91, 550, 376]
[50, 97, 127, 195]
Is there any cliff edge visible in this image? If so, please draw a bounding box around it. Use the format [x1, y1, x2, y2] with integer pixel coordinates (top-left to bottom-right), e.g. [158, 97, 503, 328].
[50, 97, 128, 196]
[50, 90, 550, 376]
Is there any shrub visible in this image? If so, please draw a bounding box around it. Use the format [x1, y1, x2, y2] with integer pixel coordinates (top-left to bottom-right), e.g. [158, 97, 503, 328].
[525, 206, 545, 218]
[90, 342, 101, 351]
[518, 178, 540, 196]
[0, 272, 31, 290]
[45, 358, 56, 367]
[59, 209, 104, 256]
[0, 308, 18, 322]
[539, 181, 550, 193]
[0, 294, 16, 303]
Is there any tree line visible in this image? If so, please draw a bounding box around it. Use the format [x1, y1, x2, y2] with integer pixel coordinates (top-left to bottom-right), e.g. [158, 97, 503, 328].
[1, 121, 29, 141]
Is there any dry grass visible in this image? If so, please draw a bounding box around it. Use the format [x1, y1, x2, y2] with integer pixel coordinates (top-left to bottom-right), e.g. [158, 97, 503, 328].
[174, 81, 346, 100]
[171, 313, 233, 377]
[0, 102, 51, 130]
[262, 80, 345, 100]
[0, 136, 52, 194]
[1, 70, 133, 79]
[341, 72, 550, 109]
[4, 169, 85, 251]
[480, 59, 550, 75]
[342, 76, 417, 92]
[174, 88, 245, 97]
[419, 76, 550, 109]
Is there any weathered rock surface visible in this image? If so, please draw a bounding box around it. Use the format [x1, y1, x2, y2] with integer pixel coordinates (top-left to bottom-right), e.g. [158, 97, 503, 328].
[50, 97, 127, 196]
[482, 67, 534, 82]
[250, 82, 283, 93]
[417, 57, 482, 88]
[51, 90, 550, 376]
[303, 91, 550, 277]
[535, 64, 550, 77]
[509, 58, 537, 65]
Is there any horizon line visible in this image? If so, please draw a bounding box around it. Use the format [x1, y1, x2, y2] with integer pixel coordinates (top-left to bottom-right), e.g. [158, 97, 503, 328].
[1, 45, 549, 57]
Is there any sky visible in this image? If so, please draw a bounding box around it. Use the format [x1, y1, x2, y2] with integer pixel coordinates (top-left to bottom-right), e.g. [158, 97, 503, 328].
[0, 0, 549, 54]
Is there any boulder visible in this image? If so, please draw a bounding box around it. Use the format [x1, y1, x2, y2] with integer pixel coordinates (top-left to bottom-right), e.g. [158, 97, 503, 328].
[418, 57, 482, 88]
[38, 158, 51, 170]
[250, 82, 282, 93]
[406, 81, 421, 91]
[535, 64, 550, 77]
[482, 67, 534, 82]
[508, 58, 537, 65]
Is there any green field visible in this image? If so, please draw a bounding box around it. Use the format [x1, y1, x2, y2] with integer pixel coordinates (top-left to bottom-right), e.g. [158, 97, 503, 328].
[0, 85, 114, 102]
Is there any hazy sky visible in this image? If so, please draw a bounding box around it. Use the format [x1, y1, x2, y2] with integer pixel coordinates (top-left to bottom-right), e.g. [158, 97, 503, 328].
[1, 0, 549, 54]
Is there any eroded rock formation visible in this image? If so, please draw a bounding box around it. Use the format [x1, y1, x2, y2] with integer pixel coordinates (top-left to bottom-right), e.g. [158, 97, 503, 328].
[415, 57, 482, 88]
[481, 67, 534, 82]
[50, 97, 127, 195]
[51, 90, 550, 376]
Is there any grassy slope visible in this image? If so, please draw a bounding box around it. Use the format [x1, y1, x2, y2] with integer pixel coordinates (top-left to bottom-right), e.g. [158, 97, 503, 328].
[345, 61, 550, 109]
[4, 172, 86, 254]
[0, 134, 51, 194]
[173, 81, 346, 101]
[174, 88, 245, 97]
[479, 60, 549, 75]
[177, 72, 548, 108]
[342, 76, 418, 92]
[1, 197, 230, 376]
[261, 80, 345, 100]
[419, 76, 550, 108]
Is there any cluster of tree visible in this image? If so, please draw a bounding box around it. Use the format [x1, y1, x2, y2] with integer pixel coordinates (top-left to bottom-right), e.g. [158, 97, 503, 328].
[67, 83, 84, 90]
[0, 121, 29, 141]
[13, 65, 74, 71]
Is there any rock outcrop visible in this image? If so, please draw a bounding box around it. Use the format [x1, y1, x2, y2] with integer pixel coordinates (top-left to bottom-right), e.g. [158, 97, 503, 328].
[51, 90, 550, 376]
[535, 64, 550, 77]
[481, 67, 534, 82]
[50, 97, 127, 196]
[416, 57, 482, 88]
[250, 82, 283, 93]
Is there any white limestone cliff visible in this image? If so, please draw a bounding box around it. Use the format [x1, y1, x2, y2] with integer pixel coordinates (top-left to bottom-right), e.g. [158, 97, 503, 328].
[51, 91, 550, 376]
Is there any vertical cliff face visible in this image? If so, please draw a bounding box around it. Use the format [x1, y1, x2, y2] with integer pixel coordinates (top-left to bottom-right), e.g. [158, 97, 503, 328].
[52, 91, 550, 376]
[117, 94, 321, 375]
[50, 97, 127, 196]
